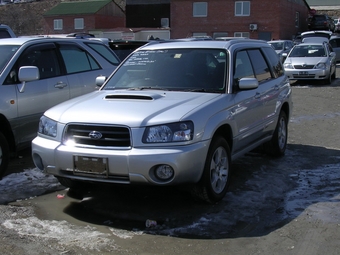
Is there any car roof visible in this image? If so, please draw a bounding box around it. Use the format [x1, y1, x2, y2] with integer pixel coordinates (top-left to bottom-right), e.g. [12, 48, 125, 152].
[295, 41, 325, 46]
[301, 30, 332, 39]
[0, 36, 106, 46]
[138, 39, 270, 50]
[268, 40, 293, 43]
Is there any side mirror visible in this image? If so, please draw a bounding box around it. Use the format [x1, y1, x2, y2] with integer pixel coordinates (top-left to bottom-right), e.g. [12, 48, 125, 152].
[18, 66, 39, 82]
[17, 66, 40, 93]
[96, 76, 106, 87]
[238, 78, 258, 90]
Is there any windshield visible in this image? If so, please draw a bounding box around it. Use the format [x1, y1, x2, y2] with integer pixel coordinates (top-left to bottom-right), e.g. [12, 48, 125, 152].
[289, 45, 326, 58]
[102, 48, 227, 92]
[270, 42, 284, 50]
[0, 45, 19, 72]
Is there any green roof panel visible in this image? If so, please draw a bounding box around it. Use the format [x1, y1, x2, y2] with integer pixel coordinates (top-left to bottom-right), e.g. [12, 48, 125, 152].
[44, 0, 111, 16]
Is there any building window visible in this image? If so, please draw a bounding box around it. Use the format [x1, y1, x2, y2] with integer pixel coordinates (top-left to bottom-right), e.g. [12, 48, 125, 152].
[74, 18, 84, 30]
[234, 32, 250, 38]
[235, 1, 250, 16]
[193, 32, 208, 37]
[295, 12, 300, 28]
[54, 19, 63, 30]
[193, 2, 208, 17]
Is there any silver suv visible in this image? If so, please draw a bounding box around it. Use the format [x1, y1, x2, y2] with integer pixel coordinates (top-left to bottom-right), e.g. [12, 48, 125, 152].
[32, 39, 292, 203]
[0, 37, 120, 178]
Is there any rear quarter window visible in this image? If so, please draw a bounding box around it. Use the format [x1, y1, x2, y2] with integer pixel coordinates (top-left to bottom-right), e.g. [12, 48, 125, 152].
[262, 47, 284, 78]
[0, 30, 11, 39]
[86, 42, 120, 65]
[248, 49, 272, 83]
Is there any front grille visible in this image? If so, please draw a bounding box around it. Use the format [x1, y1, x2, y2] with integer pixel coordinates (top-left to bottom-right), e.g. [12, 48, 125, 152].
[64, 124, 131, 148]
[294, 65, 314, 69]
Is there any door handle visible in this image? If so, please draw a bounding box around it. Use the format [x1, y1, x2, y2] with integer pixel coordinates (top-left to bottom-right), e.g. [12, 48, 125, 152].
[54, 82, 67, 89]
[254, 92, 261, 99]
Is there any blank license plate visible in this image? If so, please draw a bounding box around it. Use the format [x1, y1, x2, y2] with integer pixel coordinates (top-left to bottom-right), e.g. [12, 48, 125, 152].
[73, 156, 108, 176]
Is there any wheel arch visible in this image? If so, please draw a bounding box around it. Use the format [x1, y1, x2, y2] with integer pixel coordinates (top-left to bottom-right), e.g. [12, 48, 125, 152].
[211, 124, 233, 151]
[0, 114, 16, 154]
[280, 101, 290, 121]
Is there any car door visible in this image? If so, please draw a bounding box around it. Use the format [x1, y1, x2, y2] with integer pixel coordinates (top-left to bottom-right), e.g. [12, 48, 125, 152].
[329, 38, 340, 62]
[10, 43, 69, 144]
[247, 48, 280, 122]
[57, 42, 112, 98]
[231, 49, 267, 154]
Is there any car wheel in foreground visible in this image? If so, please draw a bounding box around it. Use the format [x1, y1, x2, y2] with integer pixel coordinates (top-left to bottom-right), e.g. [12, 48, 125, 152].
[0, 132, 9, 179]
[191, 136, 231, 204]
[265, 111, 288, 157]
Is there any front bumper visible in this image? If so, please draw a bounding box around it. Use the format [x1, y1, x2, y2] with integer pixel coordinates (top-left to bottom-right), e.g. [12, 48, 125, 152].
[285, 68, 330, 80]
[32, 136, 210, 186]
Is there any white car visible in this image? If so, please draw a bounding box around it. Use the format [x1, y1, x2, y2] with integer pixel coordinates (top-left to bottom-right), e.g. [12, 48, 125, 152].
[283, 40, 336, 84]
[32, 39, 292, 203]
[0, 37, 120, 178]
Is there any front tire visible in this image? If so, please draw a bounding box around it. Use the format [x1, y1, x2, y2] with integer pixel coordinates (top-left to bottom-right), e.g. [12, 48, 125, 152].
[0, 132, 10, 179]
[265, 111, 288, 157]
[191, 136, 231, 204]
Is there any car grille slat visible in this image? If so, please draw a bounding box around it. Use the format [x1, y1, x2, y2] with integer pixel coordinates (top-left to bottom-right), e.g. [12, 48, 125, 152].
[294, 65, 314, 69]
[64, 124, 131, 148]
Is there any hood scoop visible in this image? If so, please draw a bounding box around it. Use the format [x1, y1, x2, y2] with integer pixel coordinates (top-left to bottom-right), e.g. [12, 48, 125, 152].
[105, 94, 154, 100]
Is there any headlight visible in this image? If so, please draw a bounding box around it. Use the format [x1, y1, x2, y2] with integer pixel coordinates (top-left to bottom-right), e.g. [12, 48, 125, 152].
[143, 121, 193, 143]
[38, 116, 57, 137]
[284, 63, 293, 69]
[315, 63, 326, 69]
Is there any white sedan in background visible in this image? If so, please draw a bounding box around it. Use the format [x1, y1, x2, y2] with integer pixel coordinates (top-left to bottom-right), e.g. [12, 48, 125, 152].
[283, 40, 336, 84]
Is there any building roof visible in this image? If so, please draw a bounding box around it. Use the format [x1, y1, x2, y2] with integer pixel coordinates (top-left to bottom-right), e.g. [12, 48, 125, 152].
[306, 0, 340, 6]
[44, 0, 112, 16]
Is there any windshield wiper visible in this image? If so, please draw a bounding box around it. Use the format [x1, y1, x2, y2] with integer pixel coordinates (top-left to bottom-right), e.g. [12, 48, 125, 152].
[128, 87, 169, 91]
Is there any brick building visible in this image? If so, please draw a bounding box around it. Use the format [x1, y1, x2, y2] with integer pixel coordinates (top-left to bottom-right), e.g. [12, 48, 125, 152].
[170, 0, 310, 40]
[43, 0, 125, 35]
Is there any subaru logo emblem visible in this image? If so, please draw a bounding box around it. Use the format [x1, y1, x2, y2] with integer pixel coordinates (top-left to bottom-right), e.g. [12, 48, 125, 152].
[89, 131, 102, 139]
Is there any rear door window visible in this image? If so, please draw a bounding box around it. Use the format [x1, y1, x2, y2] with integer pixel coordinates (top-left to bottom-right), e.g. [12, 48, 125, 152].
[59, 43, 100, 74]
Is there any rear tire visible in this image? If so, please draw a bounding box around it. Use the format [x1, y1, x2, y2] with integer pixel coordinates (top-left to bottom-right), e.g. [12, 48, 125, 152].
[265, 111, 288, 157]
[0, 132, 10, 179]
[191, 136, 231, 204]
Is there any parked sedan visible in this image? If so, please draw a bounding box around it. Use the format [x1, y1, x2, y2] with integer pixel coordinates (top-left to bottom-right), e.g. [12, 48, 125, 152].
[0, 37, 120, 178]
[283, 41, 336, 84]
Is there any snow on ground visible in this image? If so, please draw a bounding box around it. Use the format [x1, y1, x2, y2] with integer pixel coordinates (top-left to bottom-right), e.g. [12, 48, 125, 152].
[1, 155, 340, 250]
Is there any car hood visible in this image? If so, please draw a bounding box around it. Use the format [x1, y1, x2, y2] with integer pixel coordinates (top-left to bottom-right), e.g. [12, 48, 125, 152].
[45, 90, 223, 127]
[285, 56, 329, 65]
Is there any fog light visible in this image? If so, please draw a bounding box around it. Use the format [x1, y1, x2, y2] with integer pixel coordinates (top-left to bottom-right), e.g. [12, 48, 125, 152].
[32, 153, 44, 170]
[155, 165, 174, 181]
